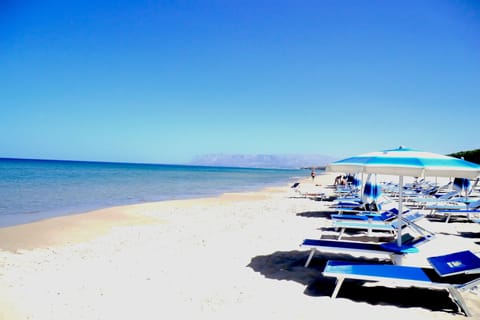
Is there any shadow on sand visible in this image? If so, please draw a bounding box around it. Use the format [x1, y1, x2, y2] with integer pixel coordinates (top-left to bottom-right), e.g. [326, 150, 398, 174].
[247, 250, 462, 315]
[296, 211, 332, 219]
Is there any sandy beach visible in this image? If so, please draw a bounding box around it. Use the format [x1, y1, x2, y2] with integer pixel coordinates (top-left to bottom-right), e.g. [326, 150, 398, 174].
[1, 172, 479, 320]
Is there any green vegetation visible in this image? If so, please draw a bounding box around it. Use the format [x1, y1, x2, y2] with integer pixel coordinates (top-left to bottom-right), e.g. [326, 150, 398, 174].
[447, 149, 480, 164]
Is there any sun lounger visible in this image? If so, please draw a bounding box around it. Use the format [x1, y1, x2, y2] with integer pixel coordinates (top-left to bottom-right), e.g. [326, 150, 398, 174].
[291, 182, 327, 200]
[408, 190, 460, 208]
[330, 197, 393, 215]
[434, 209, 480, 223]
[322, 250, 480, 317]
[428, 199, 480, 223]
[300, 232, 433, 267]
[331, 210, 425, 239]
[330, 207, 401, 222]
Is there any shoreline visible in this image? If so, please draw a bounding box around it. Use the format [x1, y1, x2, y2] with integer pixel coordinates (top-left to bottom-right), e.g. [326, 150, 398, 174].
[0, 180, 305, 229]
[1, 172, 479, 319]
[0, 175, 307, 252]
[0, 157, 305, 228]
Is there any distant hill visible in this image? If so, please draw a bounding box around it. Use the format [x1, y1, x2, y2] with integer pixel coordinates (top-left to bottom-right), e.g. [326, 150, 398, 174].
[189, 154, 337, 169]
[188, 148, 480, 169]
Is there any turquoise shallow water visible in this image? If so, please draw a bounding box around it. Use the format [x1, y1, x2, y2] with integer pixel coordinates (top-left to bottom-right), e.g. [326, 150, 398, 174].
[0, 158, 306, 227]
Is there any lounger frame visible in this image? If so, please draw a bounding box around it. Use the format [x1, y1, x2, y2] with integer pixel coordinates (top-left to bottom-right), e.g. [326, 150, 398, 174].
[322, 252, 480, 317]
[331, 211, 425, 239]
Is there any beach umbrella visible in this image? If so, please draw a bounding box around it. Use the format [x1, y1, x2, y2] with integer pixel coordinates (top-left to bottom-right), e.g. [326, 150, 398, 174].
[362, 175, 382, 204]
[453, 177, 471, 198]
[326, 146, 480, 246]
[362, 180, 374, 202]
[352, 175, 361, 189]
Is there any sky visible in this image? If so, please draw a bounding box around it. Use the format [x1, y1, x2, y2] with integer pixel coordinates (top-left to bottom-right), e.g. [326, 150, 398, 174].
[1, 0, 479, 165]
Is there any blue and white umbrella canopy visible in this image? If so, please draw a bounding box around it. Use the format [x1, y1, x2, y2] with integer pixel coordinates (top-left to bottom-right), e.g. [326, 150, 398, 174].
[327, 146, 480, 180]
[326, 146, 480, 246]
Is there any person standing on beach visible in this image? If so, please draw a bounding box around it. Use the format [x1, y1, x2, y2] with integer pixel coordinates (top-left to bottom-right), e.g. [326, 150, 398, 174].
[310, 169, 316, 180]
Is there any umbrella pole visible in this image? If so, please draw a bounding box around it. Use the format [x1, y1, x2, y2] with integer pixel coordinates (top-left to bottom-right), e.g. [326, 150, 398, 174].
[360, 172, 364, 201]
[397, 176, 404, 247]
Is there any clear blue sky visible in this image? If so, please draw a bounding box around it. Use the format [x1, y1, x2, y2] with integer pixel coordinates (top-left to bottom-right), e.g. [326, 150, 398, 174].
[1, 1, 479, 164]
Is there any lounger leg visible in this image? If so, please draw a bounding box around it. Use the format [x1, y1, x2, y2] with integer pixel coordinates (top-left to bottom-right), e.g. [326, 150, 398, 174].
[390, 253, 405, 265]
[448, 288, 472, 317]
[305, 249, 315, 267]
[331, 277, 345, 299]
[338, 228, 345, 240]
[445, 213, 451, 223]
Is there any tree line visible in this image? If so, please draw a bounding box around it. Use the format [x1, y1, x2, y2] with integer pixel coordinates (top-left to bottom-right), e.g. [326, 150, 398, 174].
[448, 149, 480, 165]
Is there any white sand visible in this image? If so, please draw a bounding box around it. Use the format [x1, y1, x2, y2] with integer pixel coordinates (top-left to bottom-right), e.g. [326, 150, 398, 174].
[0, 172, 479, 320]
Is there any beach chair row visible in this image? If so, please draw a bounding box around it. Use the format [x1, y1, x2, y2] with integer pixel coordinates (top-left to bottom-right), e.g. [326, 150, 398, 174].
[297, 189, 480, 317]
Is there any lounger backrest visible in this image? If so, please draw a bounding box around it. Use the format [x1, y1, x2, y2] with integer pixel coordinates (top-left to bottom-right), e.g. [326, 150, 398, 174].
[380, 209, 398, 221]
[399, 232, 432, 246]
[427, 250, 480, 277]
[469, 178, 479, 195]
[388, 208, 399, 215]
[399, 233, 415, 243]
[379, 233, 431, 252]
[402, 211, 423, 222]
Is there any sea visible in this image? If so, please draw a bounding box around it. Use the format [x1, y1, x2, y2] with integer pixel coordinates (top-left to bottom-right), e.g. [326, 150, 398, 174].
[0, 158, 306, 227]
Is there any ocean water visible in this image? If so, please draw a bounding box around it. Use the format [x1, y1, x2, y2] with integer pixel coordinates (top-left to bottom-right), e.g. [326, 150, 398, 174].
[0, 158, 305, 227]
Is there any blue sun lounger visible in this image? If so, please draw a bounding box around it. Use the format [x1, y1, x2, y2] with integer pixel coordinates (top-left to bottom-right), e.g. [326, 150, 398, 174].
[330, 207, 401, 222]
[331, 210, 425, 239]
[301, 232, 433, 267]
[408, 190, 460, 209]
[435, 209, 480, 223]
[425, 199, 480, 212]
[322, 250, 480, 317]
[428, 200, 480, 223]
